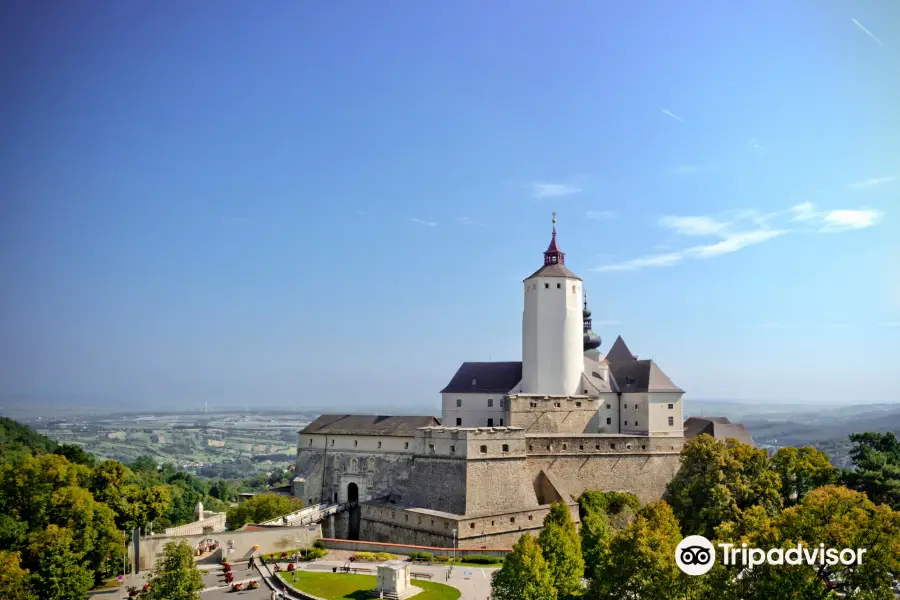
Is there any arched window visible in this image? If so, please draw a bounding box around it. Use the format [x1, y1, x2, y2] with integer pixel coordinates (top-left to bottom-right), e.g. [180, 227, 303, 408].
[350, 458, 358, 472]
[368, 457, 375, 470]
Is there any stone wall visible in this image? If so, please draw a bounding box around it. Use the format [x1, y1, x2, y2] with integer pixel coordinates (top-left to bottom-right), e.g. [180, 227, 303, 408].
[465, 457, 539, 514]
[404, 455, 467, 514]
[320, 538, 511, 556]
[527, 453, 683, 504]
[525, 434, 684, 455]
[507, 395, 601, 433]
[135, 524, 321, 571]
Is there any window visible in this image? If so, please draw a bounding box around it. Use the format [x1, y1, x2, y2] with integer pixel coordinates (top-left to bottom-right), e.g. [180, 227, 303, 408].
[456, 417, 462, 426]
[309, 439, 313, 446]
[606, 417, 612, 425]
[500, 398, 505, 408]
[502, 444, 509, 453]
[610, 443, 616, 449]
[470, 523, 475, 529]
[431, 520, 434, 525]
[668, 416, 675, 426]
[377, 441, 382, 448]
[331, 439, 335, 447]
[334, 492, 338, 501]
[576, 401, 582, 406]
[369, 457, 375, 469]
[405, 514, 409, 521]
[510, 517, 515, 523]
[487, 398, 493, 407]
[668, 403, 674, 409]
[579, 444, 584, 450]
[562, 443, 568, 450]
[607, 404, 611, 409]
[487, 418, 494, 427]
[444, 522, 449, 529]
[635, 404, 639, 410]
[624, 404, 627, 409]
[572, 284, 576, 293]
[456, 398, 462, 407]
[499, 418, 504, 426]
[625, 421, 628, 426]
[491, 521, 495, 526]
[641, 445, 646, 450]
[428, 444, 435, 453]
[528, 514, 533, 521]
[626, 444, 632, 450]
[595, 444, 600, 450]
[450, 445, 456, 453]
[545, 283, 549, 289]
[404, 442, 409, 449]
[530, 402, 538, 408]
[480, 445, 487, 454]
[635, 421, 639, 427]
[528, 445, 533, 451]
[556, 283, 561, 289]
[354, 440, 358, 447]
[350, 458, 358, 471]
[554, 402, 561, 407]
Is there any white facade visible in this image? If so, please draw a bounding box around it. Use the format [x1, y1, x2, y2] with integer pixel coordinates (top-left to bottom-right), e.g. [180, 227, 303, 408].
[299, 432, 414, 453]
[441, 392, 509, 428]
[521, 276, 584, 395]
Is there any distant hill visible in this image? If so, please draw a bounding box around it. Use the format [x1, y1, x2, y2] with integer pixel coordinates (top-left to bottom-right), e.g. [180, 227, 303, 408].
[0, 415, 59, 459]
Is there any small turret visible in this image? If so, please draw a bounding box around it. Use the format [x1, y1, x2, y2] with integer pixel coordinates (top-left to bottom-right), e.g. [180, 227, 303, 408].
[583, 292, 601, 352]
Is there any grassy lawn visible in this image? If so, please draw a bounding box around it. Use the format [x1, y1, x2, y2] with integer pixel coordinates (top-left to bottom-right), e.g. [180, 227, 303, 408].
[279, 571, 460, 600]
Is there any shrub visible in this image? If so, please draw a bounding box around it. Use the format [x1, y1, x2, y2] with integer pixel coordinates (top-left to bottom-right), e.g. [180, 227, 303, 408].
[308, 547, 327, 559]
[223, 563, 231, 572]
[231, 582, 244, 591]
[355, 552, 376, 562]
[462, 554, 503, 564]
[434, 555, 450, 562]
[374, 552, 397, 561]
[409, 551, 433, 562]
[248, 580, 259, 589]
[225, 572, 234, 583]
[313, 540, 326, 550]
[287, 563, 295, 571]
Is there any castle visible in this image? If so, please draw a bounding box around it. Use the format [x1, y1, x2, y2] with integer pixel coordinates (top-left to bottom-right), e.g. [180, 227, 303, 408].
[292, 214, 686, 548]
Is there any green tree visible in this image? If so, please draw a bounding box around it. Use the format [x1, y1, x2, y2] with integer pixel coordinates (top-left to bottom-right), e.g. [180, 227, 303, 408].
[26, 525, 93, 600]
[208, 478, 234, 502]
[772, 446, 838, 507]
[537, 501, 584, 597]
[842, 432, 900, 510]
[225, 493, 302, 529]
[142, 539, 204, 600]
[0, 551, 37, 600]
[665, 434, 782, 538]
[131, 455, 158, 474]
[579, 506, 612, 579]
[491, 534, 557, 600]
[714, 486, 900, 600]
[53, 443, 96, 468]
[587, 501, 700, 600]
[50, 486, 121, 584]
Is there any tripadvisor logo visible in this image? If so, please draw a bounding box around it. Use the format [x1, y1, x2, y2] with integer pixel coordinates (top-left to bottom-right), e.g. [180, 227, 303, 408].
[675, 535, 868, 576]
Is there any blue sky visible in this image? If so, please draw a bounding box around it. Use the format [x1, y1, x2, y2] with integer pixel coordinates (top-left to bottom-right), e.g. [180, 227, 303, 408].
[1, 0, 898, 413]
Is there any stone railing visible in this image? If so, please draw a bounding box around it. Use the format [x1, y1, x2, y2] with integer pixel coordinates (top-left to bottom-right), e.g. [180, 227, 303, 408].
[163, 512, 227, 536]
[260, 502, 353, 527]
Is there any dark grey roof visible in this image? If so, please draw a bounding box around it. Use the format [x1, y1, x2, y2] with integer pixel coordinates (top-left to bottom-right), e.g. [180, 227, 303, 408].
[525, 263, 582, 281]
[683, 417, 755, 447]
[301, 414, 439, 436]
[606, 336, 637, 362]
[441, 362, 522, 394]
[608, 360, 683, 393]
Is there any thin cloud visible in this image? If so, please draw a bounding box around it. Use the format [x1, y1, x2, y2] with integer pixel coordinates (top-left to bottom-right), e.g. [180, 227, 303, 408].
[410, 217, 438, 227]
[789, 202, 818, 221]
[820, 209, 882, 232]
[531, 182, 582, 199]
[666, 165, 702, 176]
[659, 215, 730, 236]
[749, 139, 763, 151]
[852, 18, 884, 46]
[596, 252, 686, 272]
[586, 210, 616, 220]
[850, 176, 894, 189]
[661, 109, 685, 123]
[691, 230, 787, 258]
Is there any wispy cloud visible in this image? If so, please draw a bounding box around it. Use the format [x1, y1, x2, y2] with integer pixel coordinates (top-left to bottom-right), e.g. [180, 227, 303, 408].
[530, 181, 582, 199]
[595, 200, 883, 272]
[749, 139, 763, 151]
[852, 18, 884, 46]
[850, 176, 894, 189]
[666, 165, 704, 176]
[456, 216, 485, 226]
[586, 210, 616, 220]
[661, 109, 685, 123]
[410, 217, 438, 227]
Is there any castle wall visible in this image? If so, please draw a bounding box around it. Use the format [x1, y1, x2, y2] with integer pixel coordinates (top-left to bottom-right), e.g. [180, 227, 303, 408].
[404, 455, 467, 514]
[507, 395, 600, 433]
[441, 392, 509, 428]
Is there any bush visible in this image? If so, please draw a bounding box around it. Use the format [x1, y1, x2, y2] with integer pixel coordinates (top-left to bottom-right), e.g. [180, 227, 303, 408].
[462, 554, 503, 564]
[313, 540, 326, 550]
[355, 552, 376, 562]
[409, 551, 433, 562]
[308, 547, 327, 559]
[434, 555, 450, 562]
[374, 552, 397, 561]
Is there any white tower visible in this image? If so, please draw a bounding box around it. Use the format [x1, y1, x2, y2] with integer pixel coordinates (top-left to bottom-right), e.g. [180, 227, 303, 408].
[521, 213, 584, 395]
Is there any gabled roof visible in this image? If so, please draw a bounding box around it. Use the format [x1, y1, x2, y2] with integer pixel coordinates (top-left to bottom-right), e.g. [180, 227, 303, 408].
[606, 335, 637, 362]
[683, 416, 755, 447]
[608, 360, 683, 393]
[582, 355, 615, 393]
[441, 362, 523, 394]
[301, 414, 439, 436]
[525, 263, 582, 280]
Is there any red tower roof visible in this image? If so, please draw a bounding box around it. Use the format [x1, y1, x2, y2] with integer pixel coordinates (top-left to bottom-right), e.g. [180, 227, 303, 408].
[543, 212, 565, 265]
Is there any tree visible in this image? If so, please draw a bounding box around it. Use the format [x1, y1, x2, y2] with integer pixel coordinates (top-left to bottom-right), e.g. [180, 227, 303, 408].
[142, 540, 204, 600]
[0, 551, 36, 600]
[26, 525, 93, 600]
[772, 446, 837, 507]
[491, 534, 557, 600]
[842, 432, 900, 510]
[131, 455, 158, 474]
[665, 435, 782, 538]
[53, 444, 96, 468]
[537, 502, 584, 597]
[580, 506, 612, 579]
[587, 501, 700, 600]
[713, 486, 900, 600]
[225, 493, 302, 529]
[208, 478, 234, 502]
[577, 490, 640, 529]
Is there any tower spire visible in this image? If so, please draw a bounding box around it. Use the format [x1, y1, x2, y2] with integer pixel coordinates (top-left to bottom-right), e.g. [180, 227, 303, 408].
[583, 290, 601, 352]
[543, 212, 565, 265]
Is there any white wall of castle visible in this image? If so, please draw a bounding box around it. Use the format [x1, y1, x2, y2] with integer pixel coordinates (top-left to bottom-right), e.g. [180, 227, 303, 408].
[617, 392, 684, 436]
[521, 276, 584, 395]
[441, 392, 510, 427]
[299, 432, 414, 454]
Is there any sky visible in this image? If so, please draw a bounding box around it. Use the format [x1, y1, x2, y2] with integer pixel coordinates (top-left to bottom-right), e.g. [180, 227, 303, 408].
[1, 0, 898, 414]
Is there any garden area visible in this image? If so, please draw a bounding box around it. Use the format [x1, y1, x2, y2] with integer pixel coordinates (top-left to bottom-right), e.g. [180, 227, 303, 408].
[278, 571, 461, 600]
[261, 540, 329, 562]
[408, 551, 504, 568]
